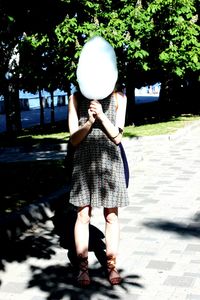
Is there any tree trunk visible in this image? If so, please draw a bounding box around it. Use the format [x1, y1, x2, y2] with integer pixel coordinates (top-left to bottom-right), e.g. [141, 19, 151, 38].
[125, 65, 136, 125]
[39, 89, 45, 127]
[4, 82, 13, 134]
[4, 79, 21, 134]
[66, 85, 71, 132]
[13, 83, 22, 132]
[159, 77, 176, 119]
[50, 90, 55, 124]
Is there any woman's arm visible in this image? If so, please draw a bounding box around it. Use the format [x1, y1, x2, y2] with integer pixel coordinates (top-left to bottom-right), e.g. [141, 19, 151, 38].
[89, 92, 127, 145]
[68, 93, 95, 146]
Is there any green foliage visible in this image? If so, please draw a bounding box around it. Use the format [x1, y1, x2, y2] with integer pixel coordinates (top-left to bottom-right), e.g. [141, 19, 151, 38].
[146, 0, 200, 77]
[0, 0, 199, 105]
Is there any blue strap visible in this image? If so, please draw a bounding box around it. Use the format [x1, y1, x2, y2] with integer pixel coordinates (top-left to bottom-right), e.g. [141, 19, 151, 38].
[118, 142, 130, 188]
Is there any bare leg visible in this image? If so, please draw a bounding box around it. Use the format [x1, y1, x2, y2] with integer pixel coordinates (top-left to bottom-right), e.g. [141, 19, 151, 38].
[104, 207, 120, 257]
[104, 207, 121, 285]
[74, 205, 91, 285]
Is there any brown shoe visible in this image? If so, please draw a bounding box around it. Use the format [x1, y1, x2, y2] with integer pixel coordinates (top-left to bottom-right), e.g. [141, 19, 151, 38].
[107, 255, 122, 285]
[77, 256, 91, 287]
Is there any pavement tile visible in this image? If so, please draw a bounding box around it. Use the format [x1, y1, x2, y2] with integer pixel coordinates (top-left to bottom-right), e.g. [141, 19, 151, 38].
[164, 275, 195, 287]
[146, 260, 175, 271]
[184, 273, 200, 278]
[190, 260, 200, 264]
[0, 282, 26, 293]
[121, 226, 142, 233]
[186, 294, 200, 300]
[185, 244, 200, 252]
[133, 251, 156, 256]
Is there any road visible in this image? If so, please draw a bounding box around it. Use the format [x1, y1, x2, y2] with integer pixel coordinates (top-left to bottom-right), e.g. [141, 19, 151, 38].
[0, 95, 159, 133]
[135, 95, 159, 104]
[0, 105, 68, 133]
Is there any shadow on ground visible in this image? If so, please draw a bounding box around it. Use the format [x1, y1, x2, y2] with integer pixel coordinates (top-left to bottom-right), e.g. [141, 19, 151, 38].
[0, 197, 144, 299]
[143, 213, 200, 238]
[0, 223, 57, 271]
[28, 204, 144, 300]
[0, 160, 68, 213]
[28, 263, 142, 300]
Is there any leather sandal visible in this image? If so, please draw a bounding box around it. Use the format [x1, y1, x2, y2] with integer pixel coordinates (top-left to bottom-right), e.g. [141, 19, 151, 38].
[107, 255, 122, 285]
[77, 256, 91, 287]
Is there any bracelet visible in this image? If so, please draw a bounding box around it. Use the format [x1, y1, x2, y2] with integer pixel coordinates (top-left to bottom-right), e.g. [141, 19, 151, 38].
[112, 127, 123, 139]
[112, 132, 120, 139]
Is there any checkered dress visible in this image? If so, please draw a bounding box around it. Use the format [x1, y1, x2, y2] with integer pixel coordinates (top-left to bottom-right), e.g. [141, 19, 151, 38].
[69, 93, 129, 208]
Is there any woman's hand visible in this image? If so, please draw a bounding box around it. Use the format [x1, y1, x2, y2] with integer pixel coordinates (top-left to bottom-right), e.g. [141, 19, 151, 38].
[89, 100, 104, 120]
[88, 107, 96, 124]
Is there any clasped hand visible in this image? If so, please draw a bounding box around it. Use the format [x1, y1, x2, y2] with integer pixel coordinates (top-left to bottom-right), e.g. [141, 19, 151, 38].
[88, 100, 104, 123]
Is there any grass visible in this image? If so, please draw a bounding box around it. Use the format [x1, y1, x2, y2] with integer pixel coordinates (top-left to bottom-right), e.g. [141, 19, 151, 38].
[16, 131, 69, 146]
[0, 121, 70, 147]
[124, 114, 200, 138]
[1, 114, 200, 148]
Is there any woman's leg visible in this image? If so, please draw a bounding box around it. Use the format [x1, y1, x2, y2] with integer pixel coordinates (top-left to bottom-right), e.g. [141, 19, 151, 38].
[104, 207, 121, 285]
[75, 205, 91, 257]
[104, 207, 120, 257]
[74, 205, 91, 285]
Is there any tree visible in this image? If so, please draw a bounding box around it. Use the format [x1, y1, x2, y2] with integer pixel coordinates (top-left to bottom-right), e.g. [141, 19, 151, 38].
[1, 0, 199, 131]
[145, 0, 200, 115]
[55, 0, 200, 122]
[0, 0, 69, 132]
[0, 4, 22, 134]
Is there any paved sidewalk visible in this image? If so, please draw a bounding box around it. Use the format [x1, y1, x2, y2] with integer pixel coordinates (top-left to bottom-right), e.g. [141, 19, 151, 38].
[0, 123, 200, 299]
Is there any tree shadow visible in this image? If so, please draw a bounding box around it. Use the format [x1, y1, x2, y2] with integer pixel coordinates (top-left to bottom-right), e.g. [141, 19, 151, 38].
[0, 159, 68, 213]
[0, 222, 59, 272]
[28, 263, 143, 300]
[143, 213, 200, 238]
[48, 199, 144, 299]
[70, 135, 127, 204]
[0, 187, 69, 273]
[0, 198, 144, 298]
[52, 200, 108, 270]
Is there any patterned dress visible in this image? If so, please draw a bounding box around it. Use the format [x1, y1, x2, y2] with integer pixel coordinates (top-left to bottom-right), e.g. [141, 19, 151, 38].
[69, 93, 129, 208]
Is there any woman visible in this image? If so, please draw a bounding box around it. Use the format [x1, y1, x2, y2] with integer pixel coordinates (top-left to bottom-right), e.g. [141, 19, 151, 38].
[68, 89, 129, 286]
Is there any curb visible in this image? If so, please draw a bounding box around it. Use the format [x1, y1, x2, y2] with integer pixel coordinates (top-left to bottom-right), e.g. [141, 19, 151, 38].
[0, 142, 68, 155]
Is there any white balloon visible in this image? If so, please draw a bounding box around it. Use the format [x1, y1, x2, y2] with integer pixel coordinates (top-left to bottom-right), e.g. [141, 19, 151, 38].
[76, 36, 118, 100]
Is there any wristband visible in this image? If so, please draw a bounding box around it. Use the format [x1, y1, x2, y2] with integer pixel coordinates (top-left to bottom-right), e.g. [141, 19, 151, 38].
[112, 127, 123, 139]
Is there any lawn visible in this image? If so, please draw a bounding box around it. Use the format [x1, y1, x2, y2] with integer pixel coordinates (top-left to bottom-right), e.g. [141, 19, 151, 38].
[124, 115, 200, 138]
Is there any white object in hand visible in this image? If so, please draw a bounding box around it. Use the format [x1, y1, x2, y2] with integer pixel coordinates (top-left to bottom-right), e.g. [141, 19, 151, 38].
[76, 36, 118, 100]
